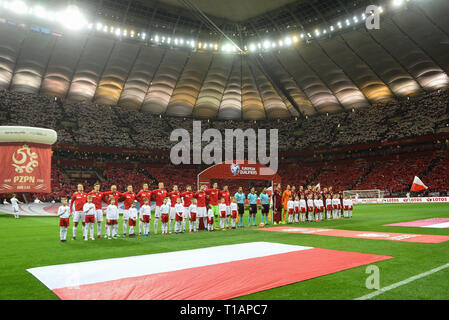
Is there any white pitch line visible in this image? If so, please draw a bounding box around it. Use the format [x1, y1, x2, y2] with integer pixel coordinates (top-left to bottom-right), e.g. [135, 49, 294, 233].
[354, 262, 449, 300]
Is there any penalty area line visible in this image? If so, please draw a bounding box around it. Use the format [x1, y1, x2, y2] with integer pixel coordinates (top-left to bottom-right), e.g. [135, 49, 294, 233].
[354, 262, 449, 300]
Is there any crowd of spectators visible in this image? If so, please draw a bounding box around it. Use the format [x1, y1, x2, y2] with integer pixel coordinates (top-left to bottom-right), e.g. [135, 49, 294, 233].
[1, 88, 448, 200]
[0, 89, 447, 152]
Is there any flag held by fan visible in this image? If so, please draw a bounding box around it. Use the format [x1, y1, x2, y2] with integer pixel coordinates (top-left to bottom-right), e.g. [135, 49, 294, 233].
[410, 176, 428, 191]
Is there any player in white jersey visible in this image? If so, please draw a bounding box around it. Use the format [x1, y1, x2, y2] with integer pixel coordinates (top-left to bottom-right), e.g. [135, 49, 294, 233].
[188, 198, 198, 233]
[83, 196, 97, 241]
[318, 196, 324, 221]
[313, 196, 321, 222]
[174, 198, 184, 234]
[343, 196, 350, 218]
[127, 202, 138, 237]
[160, 198, 170, 235]
[218, 199, 227, 230]
[293, 196, 300, 224]
[348, 197, 354, 218]
[207, 206, 215, 232]
[287, 197, 295, 224]
[139, 198, 152, 236]
[332, 195, 340, 219]
[306, 195, 314, 222]
[325, 194, 332, 220]
[229, 198, 238, 229]
[10, 194, 22, 219]
[299, 195, 307, 223]
[57, 198, 70, 242]
[105, 197, 119, 239]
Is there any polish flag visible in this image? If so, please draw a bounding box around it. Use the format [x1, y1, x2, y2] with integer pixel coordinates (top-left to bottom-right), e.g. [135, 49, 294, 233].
[27, 242, 391, 300]
[410, 176, 428, 191]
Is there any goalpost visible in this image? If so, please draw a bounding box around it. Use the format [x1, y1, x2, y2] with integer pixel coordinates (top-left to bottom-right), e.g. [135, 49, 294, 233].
[343, 189, 384, 204]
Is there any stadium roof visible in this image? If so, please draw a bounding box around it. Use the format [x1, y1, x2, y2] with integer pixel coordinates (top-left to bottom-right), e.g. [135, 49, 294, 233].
[158, 0, 298, 22]
[0, 0, 448, 119]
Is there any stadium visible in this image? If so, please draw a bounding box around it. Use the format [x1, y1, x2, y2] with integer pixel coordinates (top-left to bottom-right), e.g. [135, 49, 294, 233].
[0, 0, 449, 304]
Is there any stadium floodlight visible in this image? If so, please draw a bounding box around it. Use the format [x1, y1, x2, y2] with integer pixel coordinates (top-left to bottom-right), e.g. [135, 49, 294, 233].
[249, 43, 256, 52]
[9, 0, 28, 14]
[263, 40, 270, 49]
[59, 5, 87, 30]
[33, 5, 47, 19]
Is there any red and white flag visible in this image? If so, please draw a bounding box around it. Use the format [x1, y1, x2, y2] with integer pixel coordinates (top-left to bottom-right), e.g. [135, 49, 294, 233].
[27, 242, 390, 300]
[411, 176, 428, 191]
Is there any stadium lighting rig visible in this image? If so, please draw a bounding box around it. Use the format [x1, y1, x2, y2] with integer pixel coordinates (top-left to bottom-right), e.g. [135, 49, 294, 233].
[0, 0, 418, 54]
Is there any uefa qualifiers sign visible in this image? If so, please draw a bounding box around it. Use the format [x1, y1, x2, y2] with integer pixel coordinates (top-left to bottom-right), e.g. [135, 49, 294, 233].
[0, 126, 57, 194]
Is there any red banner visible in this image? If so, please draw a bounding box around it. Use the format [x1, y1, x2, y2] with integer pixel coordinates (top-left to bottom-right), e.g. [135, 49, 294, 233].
[0, 142, 52, 194]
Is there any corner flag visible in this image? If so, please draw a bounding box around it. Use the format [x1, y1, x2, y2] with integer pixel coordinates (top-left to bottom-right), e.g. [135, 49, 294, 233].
[410, 176, 428, 191]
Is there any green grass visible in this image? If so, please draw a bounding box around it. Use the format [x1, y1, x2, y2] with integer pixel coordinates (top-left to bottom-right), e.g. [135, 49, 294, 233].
[1, 203, 449, 300]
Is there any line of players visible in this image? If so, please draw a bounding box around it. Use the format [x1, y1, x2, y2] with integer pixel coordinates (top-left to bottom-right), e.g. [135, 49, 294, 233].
[59, 182, 240, 241]
[56, 182, 354, 242]
[284, 193, 353, 224]
[274, 184, 354, 225]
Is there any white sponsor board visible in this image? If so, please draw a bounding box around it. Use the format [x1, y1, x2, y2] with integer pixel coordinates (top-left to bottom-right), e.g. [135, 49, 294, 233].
[358, 197, 449, 204]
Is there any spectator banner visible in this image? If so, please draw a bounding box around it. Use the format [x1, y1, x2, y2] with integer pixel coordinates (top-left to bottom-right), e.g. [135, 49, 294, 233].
[0, 142, 52, 193]
[357, 197, 449, 204]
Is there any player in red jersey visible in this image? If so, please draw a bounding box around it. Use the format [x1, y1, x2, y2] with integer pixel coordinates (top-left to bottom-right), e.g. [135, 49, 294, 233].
[219, 185, 231, 229]
[181, 185, 194, 233]
[194, 185, 208, 230]
[152, 182, 167, 234]
[121, 185, 137, 237]
[205, 183, 220, 227]
[102, 185, 122, 206]
[70, 183, 88, 240]
[88, 182, 104, 238]
[167, 185, 181, 234]
[136, 183, 152, 235]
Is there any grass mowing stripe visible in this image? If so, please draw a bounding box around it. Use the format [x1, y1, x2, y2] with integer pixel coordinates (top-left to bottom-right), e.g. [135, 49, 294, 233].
[354, 262, 449, 300]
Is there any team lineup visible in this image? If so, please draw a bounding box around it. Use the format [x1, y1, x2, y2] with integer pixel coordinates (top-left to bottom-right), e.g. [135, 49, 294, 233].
[53, 182, 355, 242]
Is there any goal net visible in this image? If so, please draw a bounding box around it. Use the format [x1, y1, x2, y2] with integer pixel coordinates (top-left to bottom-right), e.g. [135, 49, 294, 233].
[343, 189, 384, 202]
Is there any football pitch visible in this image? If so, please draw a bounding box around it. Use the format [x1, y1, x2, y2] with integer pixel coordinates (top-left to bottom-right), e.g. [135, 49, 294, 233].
[1, 203, 449, 300]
